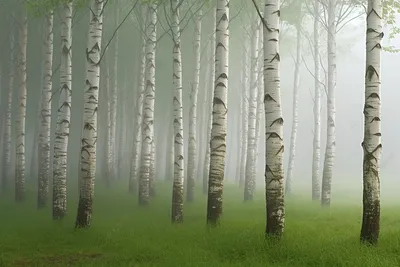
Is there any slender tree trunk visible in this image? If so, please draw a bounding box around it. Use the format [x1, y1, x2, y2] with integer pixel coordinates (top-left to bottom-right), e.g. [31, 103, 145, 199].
[37, 12, 54, 208]
[264, 0, 285, 237]
[171, 0, 185, 223]
[149, 132, 156, 196]
[105, 59, 111, 188]
[239, 39, 249, 188]
[360, 0, 382, 245]
[2, 27, 14, 192]
[203, 10, 216, 195]
[244, 20, 259, 202]
[15, 10, 28, 202]
[206, 0, 229, 226]
[321, 0, 336, 207]
[109, 6, 119, 182]
[285, 22, 301, 196]
[129, 20, 146, 194]
[312, 0, 321, 201]
[53, 2, 72, 219]
[186, 9, 202, 202]
[139, 3, 157, 205]
[75, 0, 104, 228]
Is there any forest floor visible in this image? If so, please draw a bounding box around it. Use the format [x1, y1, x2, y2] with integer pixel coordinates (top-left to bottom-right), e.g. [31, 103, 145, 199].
[1, 181, 400, 267]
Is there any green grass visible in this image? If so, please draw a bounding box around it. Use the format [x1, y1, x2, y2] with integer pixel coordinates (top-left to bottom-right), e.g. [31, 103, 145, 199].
[1, 181, 400, 266]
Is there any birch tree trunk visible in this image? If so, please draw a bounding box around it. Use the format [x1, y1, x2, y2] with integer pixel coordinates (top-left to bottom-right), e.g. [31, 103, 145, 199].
[244, 21, 259, 202]
[321, 0, 336, 207]
[109, 5, 119, 181]
[15, 10, 28, 202]
[53, 2, 72, 219]
[264, 0, 285, 236]
[149, 132, 156, 196]
[285, 22, 301, 196]
[75, 0, 104, 228]
[37, 12, 54, 208]
[312, 0, 321, 201]
[207, 0, 229, 226]
[2, 27, 14, 192]
[203, 9, 216, 195]
[239, 39, 249, 188]
[360, 0, 382, 245]
[171, 0, 185, 223]
[139, 3, 157, 205]
[129, 24, 146, 194]
[186, 8, 202, 202]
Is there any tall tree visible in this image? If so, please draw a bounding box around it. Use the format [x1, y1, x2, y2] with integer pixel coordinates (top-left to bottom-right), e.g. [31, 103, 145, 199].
[244, 16, 260, 201]
[53, 1, 72, 219]
[360, 0, 382, 245]
[75, 0, 104, 228]
[262, 0, 285, 236]
[206, 0, 229, 226]
[2, 23, 14, 192]
[311, 0, 321, 201]
[37, 10, 54, 208]
[139, 2, 157, 205]
[321, 0, 337, 207]
[186, 7, 203, 203]
[15, 7, 28, 202]
[170, 0, 185, 223]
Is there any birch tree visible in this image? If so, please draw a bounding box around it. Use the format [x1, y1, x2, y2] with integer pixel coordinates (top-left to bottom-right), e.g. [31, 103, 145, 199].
[2, 25, 14, 192]
[258, 0, 286, 236]
[206, 0, 229, 226]
[186, 7, 202, 203]
[321, 0, 336, 207]
[170, 0, 185, 223]
[139, 2, 157, 205]
[360, 0, 382, 245]
[37, 11, 54, 208]
[311, 0, 321, 201]
[53, 1, 72, 219]
[129, 7, 146, 194]
[244, 18, 260, 201]
[203, 7, 216, 195]
[75, 0, 104, 228]
[15, 9, 28, 202]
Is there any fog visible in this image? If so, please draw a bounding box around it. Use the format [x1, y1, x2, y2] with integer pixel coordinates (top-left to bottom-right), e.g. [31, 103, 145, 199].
[0, 0, 398, 203]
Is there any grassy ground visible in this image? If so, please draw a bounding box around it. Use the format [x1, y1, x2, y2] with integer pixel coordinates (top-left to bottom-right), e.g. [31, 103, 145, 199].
[1, 181, 400, 267]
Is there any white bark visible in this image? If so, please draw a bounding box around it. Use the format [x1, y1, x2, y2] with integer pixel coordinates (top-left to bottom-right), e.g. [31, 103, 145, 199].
[360, 0, 382, 245]
[171, 0, 184, 223]
[15, 11, 28, 202]
[264, 0, 285, 236]
[38, 12, 54, 208]
[75, 0, 104, 228]
[2, 27, 14, 191]
[139, 3, 157, 205]
[207, 0, 229, 226]
[239, 38, 249, 188]
[285, 23, 301, 195]
[203, 8, 216, 195]
[312, 0, 321, 201]
[186, 8, 202, 202]
[244, 20, 260, 201]
[321, 0, 336, 207]
[129, 21, 146, 193]
[53, 2, 72, 219]
[109, 6, 119, 181]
